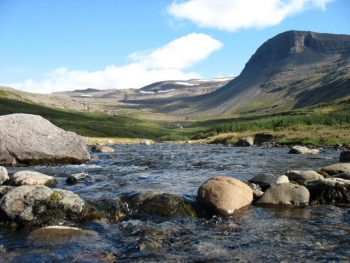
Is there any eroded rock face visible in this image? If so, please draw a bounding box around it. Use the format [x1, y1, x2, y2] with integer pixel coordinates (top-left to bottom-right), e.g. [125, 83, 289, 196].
[0, 114, 90, 166]
[198, 176, 253, 216]
[257, 183, 310, 206]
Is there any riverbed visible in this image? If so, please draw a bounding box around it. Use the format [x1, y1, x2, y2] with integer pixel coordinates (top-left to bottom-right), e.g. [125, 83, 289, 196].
[1, 144, 349, 262]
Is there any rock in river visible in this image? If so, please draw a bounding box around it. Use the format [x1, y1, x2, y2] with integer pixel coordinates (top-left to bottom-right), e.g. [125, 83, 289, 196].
[321, 163, 350, 175]
[257, 183, 310, 206]
[0, 113, 90, 166]
[0, 185, 87, 224]
[198, 176, 253, 216]
[91, 145, 115, 153]
[289, 146, 319, 154]
[10, 171, 57, 186]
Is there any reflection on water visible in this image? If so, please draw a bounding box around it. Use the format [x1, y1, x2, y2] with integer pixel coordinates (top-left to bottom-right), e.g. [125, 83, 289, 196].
[1, 144, 350, 262]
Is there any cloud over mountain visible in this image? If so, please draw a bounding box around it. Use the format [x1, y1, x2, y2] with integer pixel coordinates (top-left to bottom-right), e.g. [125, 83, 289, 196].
[7, 33, 222, 93]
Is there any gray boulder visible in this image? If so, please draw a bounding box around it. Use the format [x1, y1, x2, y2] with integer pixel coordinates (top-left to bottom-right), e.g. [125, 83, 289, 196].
[91, 145, 115, 153]
[321, 163, 350, 175]
[248, 174, 277, 191]
[10, 171, 57, 186]
[304, 178, 350, 204]
[289, 146, 319, 154]
[332, 172, 350, 180]
[0, 185, 87, 223]
[0, 114, 90, 166]
[286, 170, 324, 181]
[257, 183, 310, 206]
[340, 151, 350, 162]
[0, 166, 9, 185]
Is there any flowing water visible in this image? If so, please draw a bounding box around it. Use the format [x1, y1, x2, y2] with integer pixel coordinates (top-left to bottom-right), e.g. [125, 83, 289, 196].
[1, 144, 350, 262]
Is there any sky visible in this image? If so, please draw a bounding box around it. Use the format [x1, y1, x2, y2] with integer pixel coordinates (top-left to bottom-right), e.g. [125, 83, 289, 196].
[0, 0, 349, 94]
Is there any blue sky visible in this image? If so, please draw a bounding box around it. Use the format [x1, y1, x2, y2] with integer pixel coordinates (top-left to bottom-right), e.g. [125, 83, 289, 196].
[0, 0, 349, 93]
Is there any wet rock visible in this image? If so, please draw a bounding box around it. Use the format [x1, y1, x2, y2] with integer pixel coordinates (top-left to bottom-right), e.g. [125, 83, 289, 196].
[321, 163, 350, 175]
[236, 137, 254, 147]
[119, 192, 197, 218]
[66, 173, 89, 185]
[248, 174, 277, 191]
[289, 146, 319, 154]
[0, 113, 90, 166]
[91, 145, 115, 153]
[286, 170, 324, 181]
[0, 185, 87, 223]
[276, 175, 289, 184]
[198, 176, 253, 216]
[304, 178, 350, 204]
[340, 151, 350, 162]
[256, 183, 310, 206]
[0, 166, 9, 185]
[10, 171, 57, 186]
[29, 226, 97, 244]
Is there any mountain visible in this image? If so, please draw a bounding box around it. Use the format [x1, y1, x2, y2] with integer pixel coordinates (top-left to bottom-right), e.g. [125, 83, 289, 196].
[193, 30, 350, 115]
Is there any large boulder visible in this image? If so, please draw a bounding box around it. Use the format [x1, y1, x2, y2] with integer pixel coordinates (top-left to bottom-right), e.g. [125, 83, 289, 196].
[321, 163, 350, 175]
[198, 176, 253, 216]
[256, 183, 310, 206]
[0, 185, 87, 223]
[0, 114, 90, 166]
[304, 178, 350, 204]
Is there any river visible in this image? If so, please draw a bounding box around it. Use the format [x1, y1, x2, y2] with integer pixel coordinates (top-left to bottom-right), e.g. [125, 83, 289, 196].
[1, 144, 349, 262]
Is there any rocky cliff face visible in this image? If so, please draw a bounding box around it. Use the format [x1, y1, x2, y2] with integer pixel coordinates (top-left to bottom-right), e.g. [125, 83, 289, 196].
[195, 30, 350, 115]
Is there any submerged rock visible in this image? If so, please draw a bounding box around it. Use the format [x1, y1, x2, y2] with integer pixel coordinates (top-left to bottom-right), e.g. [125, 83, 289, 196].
[10, 171, 57, 186]
[0, 114, 90, 166]
[29, 226, 97, 244]
[289, 146, 319, 154]
[257, 183, 310, 206]
[118, 192, 197, 219]
[198, 176, 253, 216]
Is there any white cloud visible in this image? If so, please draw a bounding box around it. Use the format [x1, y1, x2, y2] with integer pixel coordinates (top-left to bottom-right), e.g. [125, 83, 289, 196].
[7, 33, 223, 94]
[167, 0, 334, 31]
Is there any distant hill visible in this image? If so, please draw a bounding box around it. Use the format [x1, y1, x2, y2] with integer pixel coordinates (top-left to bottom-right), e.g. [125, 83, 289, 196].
[193, 30, 350, 115]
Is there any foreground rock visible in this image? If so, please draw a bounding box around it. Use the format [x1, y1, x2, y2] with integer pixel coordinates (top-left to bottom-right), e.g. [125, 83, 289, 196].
[304, 178, 350, 204]
[0, 166, 9, 185]
[257, 183, 310, 206]
[198, 176, 253, 216]
[289, 146, 319, 154]
[0, 114, 90, 166]
[321, 163, 350, 175]
[10, 171, 57, 186]
[91, 145, 115, 153]
[0, 185, 88, 224]
[29, 226, 97, 244]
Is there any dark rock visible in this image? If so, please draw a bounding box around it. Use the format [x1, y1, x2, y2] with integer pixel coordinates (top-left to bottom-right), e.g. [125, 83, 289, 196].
[340, 151, 350, 162]
[66, 173, 90, 185]
[304, 178, 350, 204]
[248, 174, 277, 191]
[254, 133, 273, 146]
